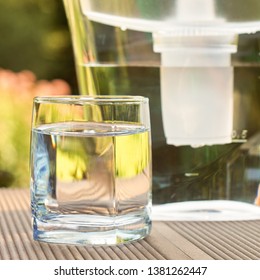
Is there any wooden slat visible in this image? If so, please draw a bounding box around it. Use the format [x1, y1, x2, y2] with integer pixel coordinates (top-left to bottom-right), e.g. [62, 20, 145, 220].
[146, 225, 191, 260]
[154, 222, 213, 260]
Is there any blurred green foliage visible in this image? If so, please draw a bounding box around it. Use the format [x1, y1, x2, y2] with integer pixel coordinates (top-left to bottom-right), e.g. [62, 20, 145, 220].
[0, 0, 75, 187]
[0, 0, 76, 88]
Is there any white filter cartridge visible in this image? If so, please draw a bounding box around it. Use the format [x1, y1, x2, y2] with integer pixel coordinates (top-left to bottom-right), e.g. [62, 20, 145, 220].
[155, 32, 236, 146]
[161, 65, 233, 146]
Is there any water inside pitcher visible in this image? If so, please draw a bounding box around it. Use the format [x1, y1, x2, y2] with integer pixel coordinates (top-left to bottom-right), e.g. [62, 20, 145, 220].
[63, 0, 260, 220]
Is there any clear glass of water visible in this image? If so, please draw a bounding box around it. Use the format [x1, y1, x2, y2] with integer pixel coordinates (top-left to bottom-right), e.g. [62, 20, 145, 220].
[30, 95, 152, 245]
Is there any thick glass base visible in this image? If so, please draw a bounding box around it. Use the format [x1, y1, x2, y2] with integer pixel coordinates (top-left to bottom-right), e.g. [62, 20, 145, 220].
[32, 212, 151, 245]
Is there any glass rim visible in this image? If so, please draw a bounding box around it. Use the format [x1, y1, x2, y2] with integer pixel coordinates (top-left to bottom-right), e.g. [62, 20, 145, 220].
[33, 95, 149, 105]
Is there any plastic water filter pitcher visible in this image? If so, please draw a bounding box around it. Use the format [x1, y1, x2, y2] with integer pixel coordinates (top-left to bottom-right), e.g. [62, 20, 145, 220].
[63, 0, 260, 220]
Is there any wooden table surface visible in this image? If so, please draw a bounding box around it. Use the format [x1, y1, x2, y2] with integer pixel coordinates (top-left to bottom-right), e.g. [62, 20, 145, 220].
[1, 188, 260, 260]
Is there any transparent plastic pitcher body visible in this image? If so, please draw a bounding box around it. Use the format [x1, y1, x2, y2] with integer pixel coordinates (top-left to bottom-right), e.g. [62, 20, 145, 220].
[63, 0, 260, 220]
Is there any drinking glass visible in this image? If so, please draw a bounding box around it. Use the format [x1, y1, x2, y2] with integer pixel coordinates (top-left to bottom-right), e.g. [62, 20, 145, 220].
[30, 95, 152, 245]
